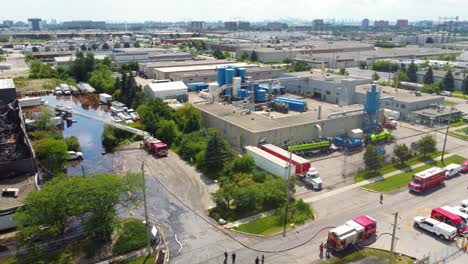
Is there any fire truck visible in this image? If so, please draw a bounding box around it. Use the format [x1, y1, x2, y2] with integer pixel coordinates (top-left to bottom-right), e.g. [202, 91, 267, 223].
[327, 215, 377, 252]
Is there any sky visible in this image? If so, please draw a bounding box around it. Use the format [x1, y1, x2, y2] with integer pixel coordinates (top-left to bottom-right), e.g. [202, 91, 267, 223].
[1, 0, 465, 22]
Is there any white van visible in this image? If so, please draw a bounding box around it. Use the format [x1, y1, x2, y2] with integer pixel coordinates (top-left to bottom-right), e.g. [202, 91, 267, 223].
[444, 164, 462, 179]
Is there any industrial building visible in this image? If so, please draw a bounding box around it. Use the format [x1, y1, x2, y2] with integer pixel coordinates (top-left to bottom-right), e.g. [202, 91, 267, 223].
[192, 69, 448, 150]
[28, 18, 42, 31]
[139, 60, 231, 79]
[151, 62, 254, 80]
[416, 70, 466, 91]
[143, 81, 188, 102]
[294, 47, 453, 69]
[170, 67, 284, 84]
[236, 41, 374, 63]
[355, 84, 444, 120]
[110, 49, 192, 65]
[0, 80, 39, 231]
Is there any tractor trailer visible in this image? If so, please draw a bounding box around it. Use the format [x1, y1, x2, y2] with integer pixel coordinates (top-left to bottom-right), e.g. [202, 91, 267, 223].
[245, 146, 295, 180]
[260, 144, 322, 189]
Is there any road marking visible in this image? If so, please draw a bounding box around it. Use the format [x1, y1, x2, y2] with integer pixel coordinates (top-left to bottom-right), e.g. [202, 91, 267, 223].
[175, 233, 183, 253]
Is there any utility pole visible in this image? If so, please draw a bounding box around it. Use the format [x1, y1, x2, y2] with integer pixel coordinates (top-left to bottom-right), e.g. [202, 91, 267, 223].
[441, 106, 453, 163]
[390, 212, 398, 262]
[141, 161, 152, 255]
[283, 146, 293, 238]
[81, 164, 85, 178]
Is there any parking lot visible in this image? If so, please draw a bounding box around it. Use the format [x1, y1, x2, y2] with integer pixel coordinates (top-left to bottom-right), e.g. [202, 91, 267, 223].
[293, 121, 468, 197]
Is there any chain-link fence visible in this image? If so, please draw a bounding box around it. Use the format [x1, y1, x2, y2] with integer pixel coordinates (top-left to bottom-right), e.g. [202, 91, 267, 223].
[417, 237, 467, 264]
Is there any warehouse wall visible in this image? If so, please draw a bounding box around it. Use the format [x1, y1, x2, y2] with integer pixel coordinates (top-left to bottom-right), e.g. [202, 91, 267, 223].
[201, 110, 363, 150]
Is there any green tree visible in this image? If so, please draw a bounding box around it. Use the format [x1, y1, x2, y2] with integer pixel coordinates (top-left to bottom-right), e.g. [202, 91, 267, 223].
[70, 51, 88, 82]
[34, 108, 54, 130]
[102, 56, 112, 67]
[88, 64, 116, 94]
[203, 132, 230, 176]
[212, 50, 225, 59]
[359, 61, 367, 69]
[393, 144, 412, 164]
[364, 145, 384, 172]
[339, 67, 349, 76]
[134, 41, 140, 48]
[443, 69, 455, 91]
[417, 135, 437, 157]
[211, 182, 238, 209]
[463, 75, 468, 98]
[250, 50, 258, 62]
[291, 61, 310, 72]
[424, 67, 434, 84]
[394, 69, 408, 87]
[34, 138, 69, 172]
[156, 119, 180, 147]
[91, 43, 98, 50]
[183, 115, 201, 133]
[407, 61, 418, 82]
[80, 44, 87, 51]
[102, 42, 110, 50]
[233, 185, 263, 211]
[239, 52, 249, 61]
[228, 155, 255, 174]
[114, 43, 121, 49]
[64, 136, 81, 152]
[137, 99, 175, 134]
[124, 42, 131, 48]
[68, 45, 75, 51]
[372, 72, 380, 81]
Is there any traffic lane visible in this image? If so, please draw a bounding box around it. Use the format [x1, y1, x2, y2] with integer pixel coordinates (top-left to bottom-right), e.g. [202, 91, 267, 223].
[198, 171, 468, 263]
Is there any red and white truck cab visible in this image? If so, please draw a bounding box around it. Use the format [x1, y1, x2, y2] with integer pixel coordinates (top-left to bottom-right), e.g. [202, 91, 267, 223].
[327, 215, 377, 251]
[408, 167, 445, 193]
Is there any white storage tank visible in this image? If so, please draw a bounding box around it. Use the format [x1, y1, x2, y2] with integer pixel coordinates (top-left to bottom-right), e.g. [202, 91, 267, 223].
[245, 146, 296, 180]
[232, 77, 241, 97]
[208, 82, 219, 93]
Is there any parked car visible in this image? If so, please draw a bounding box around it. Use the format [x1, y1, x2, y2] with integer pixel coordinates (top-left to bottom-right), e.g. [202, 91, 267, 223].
[453, 206, 468, 215]
[461, 161, 468, 173]
[441, 91, 452, 97]
[67, 151, 83, 161]
[444, 164, 462, 179]
[413, 216, 457, 240]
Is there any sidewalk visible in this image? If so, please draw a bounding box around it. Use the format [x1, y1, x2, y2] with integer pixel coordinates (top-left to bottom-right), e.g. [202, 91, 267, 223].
[226, 153, 453, 228]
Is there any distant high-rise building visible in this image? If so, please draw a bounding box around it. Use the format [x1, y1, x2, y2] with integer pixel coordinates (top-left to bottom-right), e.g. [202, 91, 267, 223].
[414, 20, 433, 29]
[238, 21, 250, 30]
[50, 19, 57, 25]
[3, 20, 14, 27]
[224, 21, 238, 31]
[361, 19, 369, 29]
[266, 22, 288, 31]
[190, 21, 207, 32]
[396, 19, 409, 29]
[28, 18, 42, 31]
[374, 20, 389, 29]
[62, 21, 106, 29]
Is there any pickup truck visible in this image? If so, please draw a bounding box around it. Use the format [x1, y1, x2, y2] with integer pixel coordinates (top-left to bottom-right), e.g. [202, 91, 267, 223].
[414, 216, 457, 240]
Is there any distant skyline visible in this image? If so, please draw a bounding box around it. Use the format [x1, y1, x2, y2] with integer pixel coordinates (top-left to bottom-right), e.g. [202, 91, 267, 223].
[2, 0, 465, 22]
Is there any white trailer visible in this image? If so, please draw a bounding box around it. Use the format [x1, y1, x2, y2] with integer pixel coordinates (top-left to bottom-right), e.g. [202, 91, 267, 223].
[18, 97, 42, 107]
[245, 146, 295, 179]
[99, 93, 113, 104]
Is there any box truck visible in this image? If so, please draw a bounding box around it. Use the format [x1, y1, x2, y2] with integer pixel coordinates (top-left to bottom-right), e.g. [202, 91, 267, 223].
[245, 146, 295, 180]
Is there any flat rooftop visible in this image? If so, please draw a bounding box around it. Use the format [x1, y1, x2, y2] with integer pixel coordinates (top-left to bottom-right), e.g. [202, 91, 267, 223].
[0, 175, 37, 211]
[413, 107, 463, 117]
[356, 84, 443, 103]
[282, 70, 369, 84]
[155, 63, 252, 73]
[195, 95, 363, 133]
[0, 79, 15, 90]
[239, 41, 373, 53]
[170, 66, 280, 78]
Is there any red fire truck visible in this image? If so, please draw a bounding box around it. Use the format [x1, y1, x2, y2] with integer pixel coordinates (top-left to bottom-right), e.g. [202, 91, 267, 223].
[327, 215, 377, 252]
[143, 136, 168, 157]
[408, 167, 445, 193]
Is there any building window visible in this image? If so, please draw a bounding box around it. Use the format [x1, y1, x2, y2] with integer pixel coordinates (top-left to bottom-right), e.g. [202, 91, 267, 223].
[400, 104, 406, 109]
[326, 91, 331, 95]
[386, 101, 391, 106]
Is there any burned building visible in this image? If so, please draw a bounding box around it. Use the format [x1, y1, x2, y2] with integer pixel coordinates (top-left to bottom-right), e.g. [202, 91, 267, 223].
[0, 87, 39, 230]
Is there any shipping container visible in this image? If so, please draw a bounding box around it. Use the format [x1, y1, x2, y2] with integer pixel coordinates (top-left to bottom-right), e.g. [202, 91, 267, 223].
[18, 97, 42, 108]
[245, 146, 295, 179]
[99, 93, 113, 104]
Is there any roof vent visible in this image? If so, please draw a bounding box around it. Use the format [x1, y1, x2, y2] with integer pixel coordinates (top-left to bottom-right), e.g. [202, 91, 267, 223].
[2, 188, 19, 198]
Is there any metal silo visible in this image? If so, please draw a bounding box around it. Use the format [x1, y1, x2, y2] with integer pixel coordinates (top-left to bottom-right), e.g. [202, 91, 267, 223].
[217, 67, 226, 86]
[238, 68, 247, 80]
[363, 83, 381, 132]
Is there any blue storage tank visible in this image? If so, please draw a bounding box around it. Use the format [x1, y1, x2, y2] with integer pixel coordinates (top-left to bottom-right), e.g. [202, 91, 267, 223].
[256, 89, 267, 102]
[238, 89, 246, 99]
[238, 68, 247, 79]
[225, 68, 235, 85]
[364, 83, 381, 131]
[217, 67, 226, 86]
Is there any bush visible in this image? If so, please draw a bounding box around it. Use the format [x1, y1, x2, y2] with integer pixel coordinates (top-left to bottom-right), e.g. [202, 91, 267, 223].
[113, 218, 147, 255]
[65, 136, 81, 152]
[276, 199, 314, 225]
[29, 130, 64, 140]
[34, 138, 68, 172]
